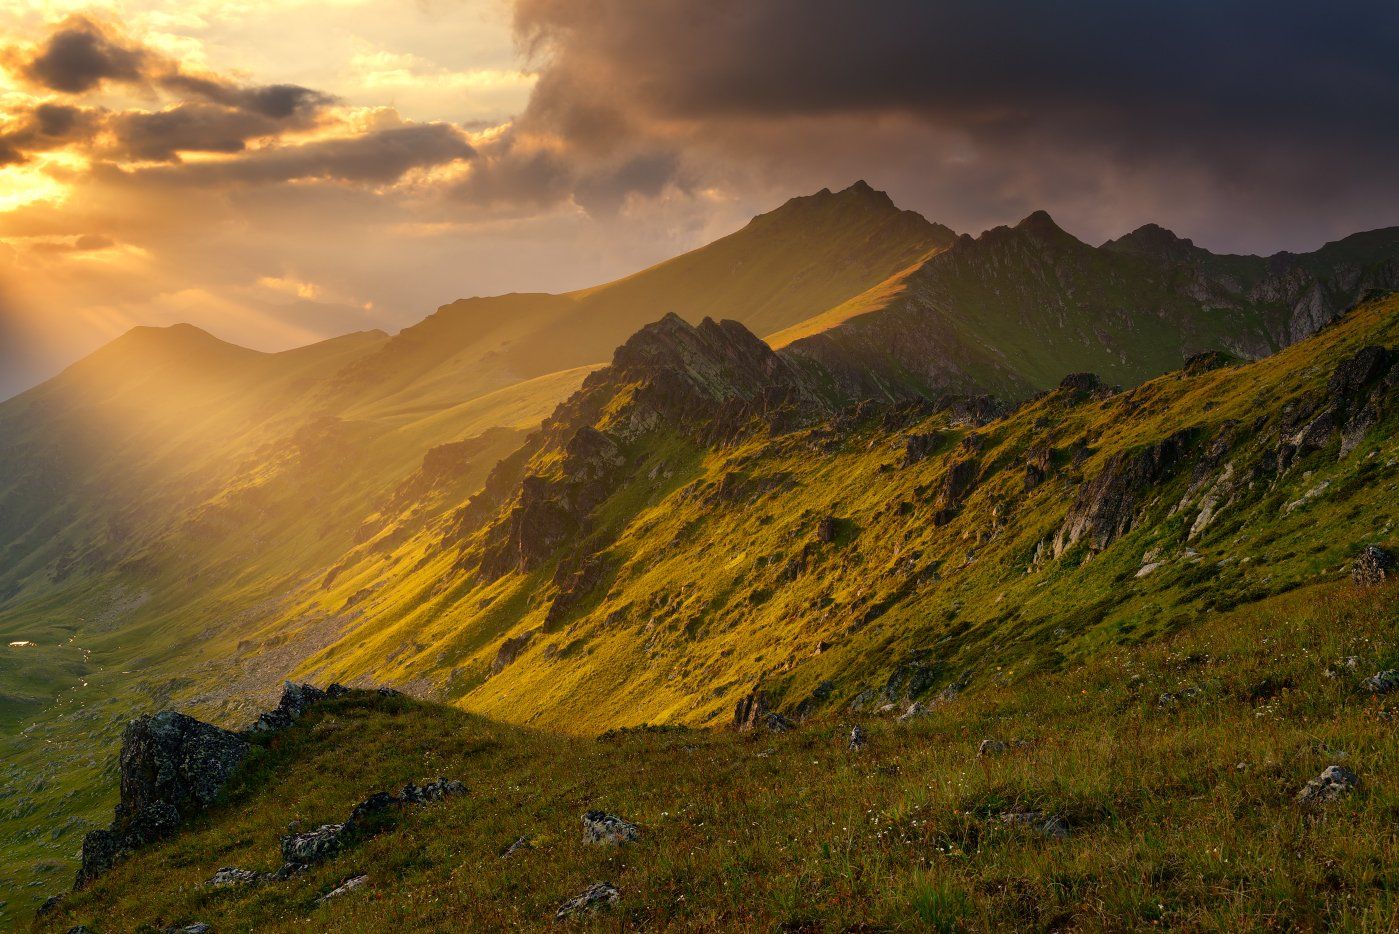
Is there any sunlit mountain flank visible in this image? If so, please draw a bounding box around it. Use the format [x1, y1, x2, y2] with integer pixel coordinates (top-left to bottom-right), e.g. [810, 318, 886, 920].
[2, 3, 1396, 931]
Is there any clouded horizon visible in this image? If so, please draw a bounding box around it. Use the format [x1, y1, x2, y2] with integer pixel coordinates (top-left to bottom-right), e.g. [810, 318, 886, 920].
[2, 0, 1397, 398]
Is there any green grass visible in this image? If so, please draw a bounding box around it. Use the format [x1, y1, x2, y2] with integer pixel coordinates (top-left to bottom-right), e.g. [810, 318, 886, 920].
[37, 579, 1399, 932]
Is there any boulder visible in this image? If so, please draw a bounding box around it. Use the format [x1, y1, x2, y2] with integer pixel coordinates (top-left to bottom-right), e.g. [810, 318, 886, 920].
[248, 681, 329, 733]
[733, 691, 795, 733]
[848, 725, 867, 752]
[320, 874, 369, 903]
[815, 515, 838, 543]
[977, 739, 1008, 758]
[1058, 372, 1104, 394]
[581, 810, 639, 846]
[556, 881, 620, 920]
[77, 711, 251, 888]
[281, 823, 346, 869]
[1296, 765, 1359, 804]
[208, 866, 262, 888]
[1362, 670, 1399, 695]
[491, 633, 533, 674]
[1352, 545, 1395, 586]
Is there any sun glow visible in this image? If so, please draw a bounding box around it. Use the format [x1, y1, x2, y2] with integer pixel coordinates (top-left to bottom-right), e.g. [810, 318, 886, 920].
[0, 163, 68, 211]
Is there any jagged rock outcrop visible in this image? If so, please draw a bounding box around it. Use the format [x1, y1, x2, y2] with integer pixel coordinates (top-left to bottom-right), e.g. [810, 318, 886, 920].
[1023, 444, 1053, 491]
[281, 779, 467, 872]
[77, 712, 251, 888]
[249, 681, 339, 733]
[1279, 345, 1395, 469]
[475, 314, 838, 578]
[1052, 429, 1196, 557]
[733, 690, 795, 733]
[544, 553, 610, 629]
[491, 632, 534, 674]
[930, 457, 979, 524]
[1353, 545, 1395, 586]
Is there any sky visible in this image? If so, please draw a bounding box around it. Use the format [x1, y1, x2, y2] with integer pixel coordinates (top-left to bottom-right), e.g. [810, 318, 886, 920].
[1, 0, 1397, 398]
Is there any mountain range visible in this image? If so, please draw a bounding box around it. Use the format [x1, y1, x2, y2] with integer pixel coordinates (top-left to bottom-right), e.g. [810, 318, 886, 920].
[2, 183, 1397, 927]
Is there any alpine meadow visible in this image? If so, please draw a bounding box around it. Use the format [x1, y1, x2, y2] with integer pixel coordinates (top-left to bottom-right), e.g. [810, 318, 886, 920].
[1, 3, 1397, 932]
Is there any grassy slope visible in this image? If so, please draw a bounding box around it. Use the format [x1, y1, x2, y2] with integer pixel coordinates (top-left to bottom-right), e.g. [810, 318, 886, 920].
[775, 216, 1399, 401]
[327, 182, 955, 420]
[41, 579, 1399, 932]
[275, 298, 1397, 738]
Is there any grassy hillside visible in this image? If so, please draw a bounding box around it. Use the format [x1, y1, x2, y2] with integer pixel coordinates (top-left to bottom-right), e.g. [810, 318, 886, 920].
[778, 214, 1399, 399]
[254, 297, 1397, 740]
[327, 181, 956, 418]
[39, 579, 1399, 932]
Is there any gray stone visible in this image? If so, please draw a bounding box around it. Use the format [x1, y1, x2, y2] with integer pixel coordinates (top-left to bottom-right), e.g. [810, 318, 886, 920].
[248, 681, 328, 733]
[1363, 670, 1399, 694]
[581, 810, 639, 846]
[77, 711, 251, 888]
[998, 810, 1069, 840]
[1353, 546, 1395, 586]
[977, 739, 1008, 758]
[501, 835, 532, 858]
[1296, 765, 1359, 804]
[556, 882, 620, 920]
[848, 725, 867, 752]
[208, 866, 262, 888]
[281, 823, 346, 869]
[319, 874, 369, 903]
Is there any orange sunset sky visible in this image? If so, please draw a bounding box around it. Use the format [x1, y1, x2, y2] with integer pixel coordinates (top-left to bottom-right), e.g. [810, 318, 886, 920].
[2, 0, 1396, 396]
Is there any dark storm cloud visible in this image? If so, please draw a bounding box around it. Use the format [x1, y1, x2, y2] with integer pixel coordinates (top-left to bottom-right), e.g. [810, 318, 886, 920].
[109, 104, 288, 161]
[0, 103, 102, 166]
[134, 123, 475, 185]
[0, 18, 367, 173]
[18, 16, 148, 93]
[486, 0, 1399, 248]
[159, 75, 337, 120]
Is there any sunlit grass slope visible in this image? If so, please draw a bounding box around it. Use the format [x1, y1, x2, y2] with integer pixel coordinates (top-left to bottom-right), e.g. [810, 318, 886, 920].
[43, 580, 1399, 932]
[275, 297, 1397, 740]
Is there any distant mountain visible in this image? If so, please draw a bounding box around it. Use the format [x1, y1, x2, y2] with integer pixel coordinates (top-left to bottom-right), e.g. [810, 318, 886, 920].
[776, 211, 1399, 399]
[326, 180, 956, 420]
[2, 182, 1398, 922]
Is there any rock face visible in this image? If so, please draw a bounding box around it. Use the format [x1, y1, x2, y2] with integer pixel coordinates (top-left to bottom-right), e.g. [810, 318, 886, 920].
[556, 882, 620, 919]
[1052, 429, 1196, 557]
[733, 690, 795, 733]
[1279, 345, 1395, 468]
[249, 681, 333, 733]
[581, 810, 639, 846]
[1296, 765, 1359, 804]
[491, 633, 533, 674]
[77, 712, 251, 888]
[467, 313, 844, 577]
[1352, 545, 1395, 586]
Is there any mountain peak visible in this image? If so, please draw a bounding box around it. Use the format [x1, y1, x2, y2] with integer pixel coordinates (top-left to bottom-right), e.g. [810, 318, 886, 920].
[1015, 209, 1062, 234]
[1102, 223, 1204, 261]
